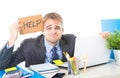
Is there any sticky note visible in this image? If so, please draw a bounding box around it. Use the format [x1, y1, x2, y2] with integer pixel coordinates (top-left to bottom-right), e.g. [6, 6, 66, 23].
[53, 60, 64, 66]
[5, 67, 17, 72]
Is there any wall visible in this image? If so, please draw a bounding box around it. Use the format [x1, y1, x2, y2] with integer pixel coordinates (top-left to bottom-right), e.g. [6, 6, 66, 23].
[0, 0, 120, 49]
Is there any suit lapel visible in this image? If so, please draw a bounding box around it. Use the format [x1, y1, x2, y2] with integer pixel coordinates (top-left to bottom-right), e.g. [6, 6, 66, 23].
[36, 35, 46, 63]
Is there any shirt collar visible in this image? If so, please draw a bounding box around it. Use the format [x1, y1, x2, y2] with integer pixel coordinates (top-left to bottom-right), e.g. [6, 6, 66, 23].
[44, 37, 60, 52]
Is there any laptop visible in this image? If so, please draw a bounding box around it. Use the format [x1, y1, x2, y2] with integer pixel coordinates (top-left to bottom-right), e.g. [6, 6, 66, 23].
[60, 35, 110, 68]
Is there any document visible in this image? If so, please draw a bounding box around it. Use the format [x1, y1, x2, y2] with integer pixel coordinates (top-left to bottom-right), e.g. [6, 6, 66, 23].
[29, 63, 59, 74]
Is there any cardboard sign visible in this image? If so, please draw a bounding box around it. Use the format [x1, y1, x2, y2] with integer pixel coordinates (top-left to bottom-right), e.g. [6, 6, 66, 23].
[18, 14, 43, 35]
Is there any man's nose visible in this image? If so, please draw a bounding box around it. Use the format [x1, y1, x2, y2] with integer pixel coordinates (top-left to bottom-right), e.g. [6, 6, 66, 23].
[51, 28, 56, 33]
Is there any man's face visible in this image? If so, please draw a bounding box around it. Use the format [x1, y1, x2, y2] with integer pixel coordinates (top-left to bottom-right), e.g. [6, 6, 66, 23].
[42, 19, 64, 45]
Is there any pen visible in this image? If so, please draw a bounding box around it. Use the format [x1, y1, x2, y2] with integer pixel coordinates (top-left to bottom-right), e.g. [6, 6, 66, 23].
[64, 52, 72, 74]
[67, 60, 72, 74]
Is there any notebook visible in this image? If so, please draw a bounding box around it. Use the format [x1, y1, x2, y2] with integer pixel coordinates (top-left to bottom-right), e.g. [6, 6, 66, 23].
[60, 35, 110, 68]
[29, 63, 59, 74]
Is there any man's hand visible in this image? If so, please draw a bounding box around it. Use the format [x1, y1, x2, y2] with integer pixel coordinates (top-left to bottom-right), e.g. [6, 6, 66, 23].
[8, 22, 21, 46]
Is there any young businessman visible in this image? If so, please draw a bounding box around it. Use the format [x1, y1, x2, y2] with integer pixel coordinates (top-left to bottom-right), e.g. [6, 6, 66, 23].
[0, 12, 76, 70]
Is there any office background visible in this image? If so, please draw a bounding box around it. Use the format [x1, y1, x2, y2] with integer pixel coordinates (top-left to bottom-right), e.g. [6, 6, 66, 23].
[0, 0, 120, 49]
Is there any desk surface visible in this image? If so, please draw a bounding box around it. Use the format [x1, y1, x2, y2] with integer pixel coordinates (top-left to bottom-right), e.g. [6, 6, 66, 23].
[42, 61, 120, 78]
[1, 61, 120, 78]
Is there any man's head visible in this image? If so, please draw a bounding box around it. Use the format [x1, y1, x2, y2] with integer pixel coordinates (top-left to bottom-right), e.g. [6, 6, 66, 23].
[42, 12, 64, 46]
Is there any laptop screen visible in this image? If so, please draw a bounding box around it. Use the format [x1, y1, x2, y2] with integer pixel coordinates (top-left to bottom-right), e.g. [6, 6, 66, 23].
[74, 35, 110, 68]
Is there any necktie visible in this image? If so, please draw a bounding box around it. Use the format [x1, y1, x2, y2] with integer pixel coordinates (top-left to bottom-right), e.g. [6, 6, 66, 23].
[51, 47, 59, 60]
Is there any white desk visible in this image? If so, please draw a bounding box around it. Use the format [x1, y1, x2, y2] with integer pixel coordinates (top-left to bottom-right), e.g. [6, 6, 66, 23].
[42, 61, 120, 78]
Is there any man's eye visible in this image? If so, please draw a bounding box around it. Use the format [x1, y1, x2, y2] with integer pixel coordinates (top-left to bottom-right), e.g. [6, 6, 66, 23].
[55, 27, 61, 30]
[46, 27, 52, 30]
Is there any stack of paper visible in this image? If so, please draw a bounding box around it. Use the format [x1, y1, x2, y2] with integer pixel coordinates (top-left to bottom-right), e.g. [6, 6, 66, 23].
[29, 63, 59, 74]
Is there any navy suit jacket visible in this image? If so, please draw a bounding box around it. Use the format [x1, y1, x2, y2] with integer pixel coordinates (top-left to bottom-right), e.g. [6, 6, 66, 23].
[0, 34, 76, 70]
